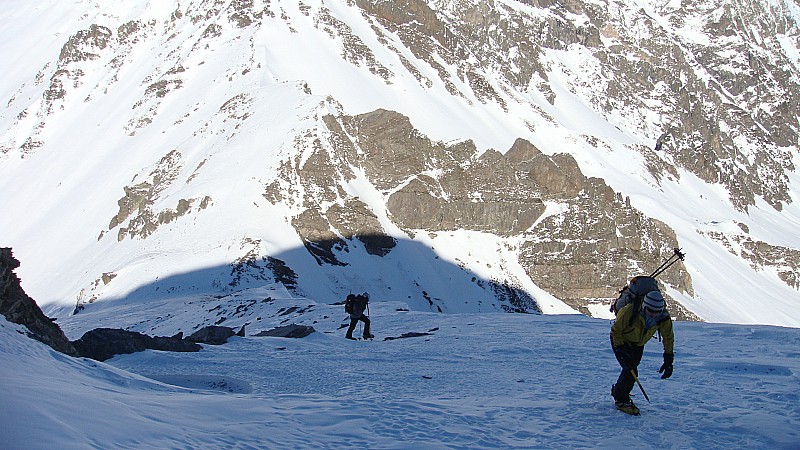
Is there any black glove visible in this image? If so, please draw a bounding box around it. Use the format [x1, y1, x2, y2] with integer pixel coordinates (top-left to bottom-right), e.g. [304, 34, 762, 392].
[614, 346, 632, 370]
[659, 353, 674, 379]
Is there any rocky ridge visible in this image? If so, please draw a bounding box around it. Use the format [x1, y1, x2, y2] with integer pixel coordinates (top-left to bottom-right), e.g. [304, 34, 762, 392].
[267, 107, 698, 318]
[0, 248, 77, 355]
[1, 0, 798, 322]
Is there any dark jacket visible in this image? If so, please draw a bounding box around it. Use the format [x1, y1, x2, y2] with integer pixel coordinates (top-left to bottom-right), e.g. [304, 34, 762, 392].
[349, 296, 368, 319]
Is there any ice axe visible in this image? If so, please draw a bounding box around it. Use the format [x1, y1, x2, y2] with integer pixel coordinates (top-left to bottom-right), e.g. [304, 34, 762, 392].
[631, 369, 651, 403]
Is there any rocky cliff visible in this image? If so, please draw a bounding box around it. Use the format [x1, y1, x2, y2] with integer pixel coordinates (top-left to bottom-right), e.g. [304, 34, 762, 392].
[1, 0, 798, 324]
[0, 248, 77, 355]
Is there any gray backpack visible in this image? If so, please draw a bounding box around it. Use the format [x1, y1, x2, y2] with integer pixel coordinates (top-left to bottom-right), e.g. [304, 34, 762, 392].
[610, 248, 685, 320]
[610, 276, 660, 319]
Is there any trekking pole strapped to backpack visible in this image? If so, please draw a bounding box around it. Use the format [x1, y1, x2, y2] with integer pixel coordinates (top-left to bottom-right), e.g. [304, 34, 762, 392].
[649, 247, 685, 278]
[610, 248, 686, 315]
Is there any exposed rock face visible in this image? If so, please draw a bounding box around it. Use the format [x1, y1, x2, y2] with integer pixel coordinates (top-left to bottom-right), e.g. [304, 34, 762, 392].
[383, 136, 579, 235]
[355, 0, 797, 213]
[4, 0, 797, 321]
[0, 248, 77, 356]
[1, 248, 218, 361]
[107, 149, 213, 241]
[187, 325, 237, 345]
[271, 108, 693, 316]
[266, 108, 543, 313]
[265, 113, 399, 268]
[704, 229, 800, 290]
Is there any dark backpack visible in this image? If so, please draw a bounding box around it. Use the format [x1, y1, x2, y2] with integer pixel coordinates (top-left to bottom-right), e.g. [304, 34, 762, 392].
[344, 294, 355, 314]
[610, 276, 661, 323]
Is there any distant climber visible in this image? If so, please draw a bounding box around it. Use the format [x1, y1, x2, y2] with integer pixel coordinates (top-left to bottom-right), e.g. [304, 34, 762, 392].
[344, 293, 373, 340]
[610, 289, 674, 415]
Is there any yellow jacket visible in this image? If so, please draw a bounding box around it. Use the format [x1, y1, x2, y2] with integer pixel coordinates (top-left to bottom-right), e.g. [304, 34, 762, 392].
[610, 303, 674, 355]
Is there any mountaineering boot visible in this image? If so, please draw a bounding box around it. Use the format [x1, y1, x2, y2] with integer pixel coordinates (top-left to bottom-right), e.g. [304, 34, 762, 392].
[345, 335, 356, 340]
[615, 400, 640, 416]
[363, 333, 374, 339]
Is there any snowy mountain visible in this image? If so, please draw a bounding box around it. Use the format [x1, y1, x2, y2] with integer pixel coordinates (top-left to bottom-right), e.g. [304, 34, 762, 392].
[1, 0, 800, 327]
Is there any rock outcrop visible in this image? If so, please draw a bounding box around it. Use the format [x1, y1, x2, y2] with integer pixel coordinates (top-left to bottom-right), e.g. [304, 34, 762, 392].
[5, 0, 797, 322]
[72, 328, 201, 362]
[187, 325, 237, 345]
[1, 247, 224, 361]
[0, 248, 78, 356]
[269, 109, 694, 316]
[253, 324, 316, 338]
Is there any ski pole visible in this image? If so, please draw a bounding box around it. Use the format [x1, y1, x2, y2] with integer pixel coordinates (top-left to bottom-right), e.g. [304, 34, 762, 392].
[631, 369, 651, 403]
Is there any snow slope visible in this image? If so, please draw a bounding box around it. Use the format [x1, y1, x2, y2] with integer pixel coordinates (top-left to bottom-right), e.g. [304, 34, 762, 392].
[2, 296, 799, 449]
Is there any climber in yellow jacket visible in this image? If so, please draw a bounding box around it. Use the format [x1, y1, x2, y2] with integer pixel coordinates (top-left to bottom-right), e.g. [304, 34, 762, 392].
[610, 291, 674, 414]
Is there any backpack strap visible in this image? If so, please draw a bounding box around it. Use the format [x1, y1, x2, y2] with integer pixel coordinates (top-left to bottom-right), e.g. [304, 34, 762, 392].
[628, 294, 644, 326]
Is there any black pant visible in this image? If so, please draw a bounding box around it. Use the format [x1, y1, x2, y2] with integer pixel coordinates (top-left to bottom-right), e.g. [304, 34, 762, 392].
[611, 341, 644, 402]
[346, 315, 371, 338]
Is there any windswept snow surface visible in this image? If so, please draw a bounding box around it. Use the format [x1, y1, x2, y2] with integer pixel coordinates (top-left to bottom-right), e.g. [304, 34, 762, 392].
[2, 296, 799, 449]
